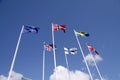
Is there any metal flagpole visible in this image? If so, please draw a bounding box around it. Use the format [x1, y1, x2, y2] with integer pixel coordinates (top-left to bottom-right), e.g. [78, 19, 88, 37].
[87, 48, 103, 80]
[42, 45, 46, 80]
[51, 23, 57, 80]
[73, 30, 94, 80]
[64, 53, 71, 80]
[7, 25, 24, 80]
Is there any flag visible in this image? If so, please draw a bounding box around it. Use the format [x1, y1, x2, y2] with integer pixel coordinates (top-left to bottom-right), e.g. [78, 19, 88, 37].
[75, 31, 89, 37]
[23, 26, 39, 33]
[52, 23, 66, 33]
[64, 47, 77, 54]
[86, 43, 99, 55]
[44, 44, 56, 51]
[59, 25, 66, 33]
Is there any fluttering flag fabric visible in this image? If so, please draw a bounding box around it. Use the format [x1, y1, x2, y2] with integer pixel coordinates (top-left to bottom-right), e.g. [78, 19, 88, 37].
[44, 44, 56, 51]
[86, 43, 99, 55]
[75, 30, 89, 37]
[52, 23, 66, 33]
[23, 26, 40, 33]
[64, 47, 77, 54]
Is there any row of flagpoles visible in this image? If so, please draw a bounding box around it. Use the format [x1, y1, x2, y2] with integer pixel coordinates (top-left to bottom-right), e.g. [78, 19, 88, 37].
[48, 23, 103, 80]
[7, 23, 103, 80]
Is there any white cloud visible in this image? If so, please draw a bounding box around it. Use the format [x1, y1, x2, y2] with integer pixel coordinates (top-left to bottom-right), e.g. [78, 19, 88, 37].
[0, 71, 31, 80]
[84, 54, 103, 66]
[95, 79, 99, 80]
[0, 75, 7, 80]
[50, 65, 90, 80]
[94, 55, 103, 63]
[94, 78, 107, 80]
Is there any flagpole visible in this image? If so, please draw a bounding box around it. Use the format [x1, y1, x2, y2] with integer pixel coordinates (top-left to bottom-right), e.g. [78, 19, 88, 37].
[88, 50, 103, 80]
[42, 45, 46, 80]
[73, 30, 93, 80]
[7, 25, 24, 80]
[52, 23, 57, 80]
[64, 53, 71, 80]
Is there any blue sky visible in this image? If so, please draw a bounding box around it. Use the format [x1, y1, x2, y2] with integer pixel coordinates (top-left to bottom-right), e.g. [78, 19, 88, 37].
[0, 0, 120, 80]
